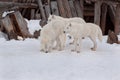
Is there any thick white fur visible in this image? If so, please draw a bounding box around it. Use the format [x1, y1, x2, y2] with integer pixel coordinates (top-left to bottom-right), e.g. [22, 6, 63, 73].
[40, 19, 66, 53]
[47, 14, 86, 48]
[64, 22, 103, 53]
[48, 14, 86, 24]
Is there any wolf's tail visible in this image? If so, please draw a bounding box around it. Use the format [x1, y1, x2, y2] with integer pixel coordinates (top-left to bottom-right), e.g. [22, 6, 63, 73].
[98, 27, 103, 42]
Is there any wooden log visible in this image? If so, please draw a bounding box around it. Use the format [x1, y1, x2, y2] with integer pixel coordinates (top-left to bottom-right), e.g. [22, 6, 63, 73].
[114, 4, 120, 34]
[84, 4, 94, 17]
[56, 0, 66, 17]
[37, 0, 47, 27]
[51, 1, 59, 16]
[30, 0, 35, 19]
[107, 30, 119, 44]
[37, 0, 46, 20]
[69, 0, 77, 17]
[31, 9, 35, 19]
[9, 11, 33, 38]
[0, 2, 37, 9]
[100, 3, 108, 35]
[94, 1, 101, 26]
[21, 0, 29, 18]
[62, 0, 72, 18]
[84, 11, 94, 16]
[79, 0, 84, 18]
[13, 0, 18, 2]
[1, 15, 17, 40]
[44, 4, 51, 18]
[35, 9, 41, 19]
[108, 5, 115, 25]
[74, 0, 82, 17]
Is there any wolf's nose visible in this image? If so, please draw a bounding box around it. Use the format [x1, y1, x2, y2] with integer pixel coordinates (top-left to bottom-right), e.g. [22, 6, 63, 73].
[63, 31, 66, 33]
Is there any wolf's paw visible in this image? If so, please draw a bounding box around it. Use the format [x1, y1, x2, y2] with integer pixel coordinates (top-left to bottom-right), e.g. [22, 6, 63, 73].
[71, 49, 75, 52]
[77, 51, 80, 53]
[91, 48, 96, 51]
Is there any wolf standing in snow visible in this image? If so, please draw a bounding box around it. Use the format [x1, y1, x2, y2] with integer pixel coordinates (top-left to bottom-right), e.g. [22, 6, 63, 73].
[64, 22, 103, 53]
[40, 19, 66, 53]
[47, 14, 86, 47]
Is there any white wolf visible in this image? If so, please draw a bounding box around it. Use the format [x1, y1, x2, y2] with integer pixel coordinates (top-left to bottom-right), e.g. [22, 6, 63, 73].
[48, 14, 86, 24]
[40, 19, 66, 53]
[64, 22, 103, 53]
[47, 14, 86, 47]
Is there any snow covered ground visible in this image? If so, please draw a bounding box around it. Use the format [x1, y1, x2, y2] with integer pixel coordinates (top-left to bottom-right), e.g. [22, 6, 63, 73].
[0, 20, 120, 80]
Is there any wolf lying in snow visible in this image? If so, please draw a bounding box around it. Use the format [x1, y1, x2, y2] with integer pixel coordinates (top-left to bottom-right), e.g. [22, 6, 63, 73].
[64, 22, 103, 53]
[47, 14, 86, 48]
[40, 19, 66, 53]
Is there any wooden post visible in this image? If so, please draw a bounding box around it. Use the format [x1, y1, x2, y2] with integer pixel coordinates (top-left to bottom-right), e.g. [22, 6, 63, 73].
[94, 1, 101, 26]
[108, 5, 115, 25]
[100, 3, 108, 35]
[74, 0, 82, 17]
[56, 0, 66, 17]
[31, 9, 35, 19]
[1, 15, 18, 40]
[62, 0, 72, 18]
[37, 0, 46, 20]
[79, 0, 84, 18]
[51, 1, 59, 16]
[44, 4, 51, 18]
[35, 9, 41, 19]
[69, 0, 77, 17]
[37, 0, 47, 27]
[114, 4, 120, 34]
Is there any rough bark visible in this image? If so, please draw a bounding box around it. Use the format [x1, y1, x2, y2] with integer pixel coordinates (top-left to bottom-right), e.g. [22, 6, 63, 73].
[100, 3, 108, 35]
[94, 1, 101, 26]
[114, 4, 120, 34]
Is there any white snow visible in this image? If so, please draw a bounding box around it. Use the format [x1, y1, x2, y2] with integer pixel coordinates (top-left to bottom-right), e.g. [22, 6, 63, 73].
[0, 20, 120, 80]
[26, 19, 41, 35]
[2, 11, 15, 17]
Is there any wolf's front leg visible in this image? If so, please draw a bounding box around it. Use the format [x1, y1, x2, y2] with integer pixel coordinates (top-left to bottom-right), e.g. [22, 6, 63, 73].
[56, 38, 63, 51]
[89, 36, 97, 51]
[71, 37, 78, 52]
[59, 33, 66, 50]
[75, 38, 82, 53]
